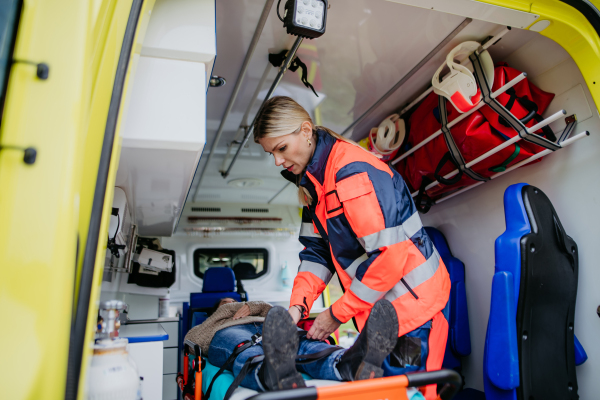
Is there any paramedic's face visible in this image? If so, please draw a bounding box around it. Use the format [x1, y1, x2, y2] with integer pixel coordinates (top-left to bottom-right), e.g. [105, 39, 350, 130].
[259, 121, 315, 175]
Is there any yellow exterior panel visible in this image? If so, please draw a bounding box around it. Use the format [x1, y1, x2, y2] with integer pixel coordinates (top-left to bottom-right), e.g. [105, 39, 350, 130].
[477, 0, 600, 109]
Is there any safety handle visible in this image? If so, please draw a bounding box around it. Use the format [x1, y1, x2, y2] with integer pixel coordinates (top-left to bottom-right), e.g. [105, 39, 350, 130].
[406, 369, 462, 400]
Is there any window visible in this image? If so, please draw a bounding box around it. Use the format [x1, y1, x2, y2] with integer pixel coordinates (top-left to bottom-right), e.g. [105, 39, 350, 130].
[193, 248, 268, 280]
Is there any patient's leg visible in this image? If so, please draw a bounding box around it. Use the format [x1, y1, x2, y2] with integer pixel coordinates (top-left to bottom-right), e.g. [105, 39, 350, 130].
[296, 338, 346, 381]
[207, 323, 266, 391]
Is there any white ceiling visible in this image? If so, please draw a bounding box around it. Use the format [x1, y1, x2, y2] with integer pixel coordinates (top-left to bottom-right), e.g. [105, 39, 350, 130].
[185, 0, 540, 209]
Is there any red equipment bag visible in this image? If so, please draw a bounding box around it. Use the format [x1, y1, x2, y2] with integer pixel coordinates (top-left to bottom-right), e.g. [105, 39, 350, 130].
[397, 63, 555, 206]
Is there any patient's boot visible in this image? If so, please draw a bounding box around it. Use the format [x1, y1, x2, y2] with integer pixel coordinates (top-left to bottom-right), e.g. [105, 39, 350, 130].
[336, 299, 398, 381]
[258, 306, 306, 391]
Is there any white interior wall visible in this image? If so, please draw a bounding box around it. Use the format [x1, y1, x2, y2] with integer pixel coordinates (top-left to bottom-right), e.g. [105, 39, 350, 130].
[160, 234, 305, 308]
[421, 33, 600, 398]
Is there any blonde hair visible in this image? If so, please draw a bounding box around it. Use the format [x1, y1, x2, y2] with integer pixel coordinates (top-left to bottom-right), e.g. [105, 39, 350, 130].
[253, 96, 367, 206]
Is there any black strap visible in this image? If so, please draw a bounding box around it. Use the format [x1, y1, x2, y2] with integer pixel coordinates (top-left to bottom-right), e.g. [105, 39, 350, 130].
[415, 177, 434, 214]
[220, 337, 341, 400]
[223, 355, 265, 400]
[499, 86, 557, 143]
[558, 116, 577, 144]
[438, 96, 489, 182]
[204, 340, 253, 399]
[205, 333, 262, 399]
[434, 152, 463, 186]
[269, 50, 318, 97]
[307, 204, 329, 244]
[469, 52, 560, 151]
[295, 347, 342, 364]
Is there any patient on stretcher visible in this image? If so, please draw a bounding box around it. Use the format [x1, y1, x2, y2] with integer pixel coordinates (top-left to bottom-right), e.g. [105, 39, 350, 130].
[184, 298, 399, 395]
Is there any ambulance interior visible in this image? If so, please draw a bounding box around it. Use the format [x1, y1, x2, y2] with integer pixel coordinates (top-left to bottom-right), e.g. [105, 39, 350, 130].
[97, 1, 600, 399]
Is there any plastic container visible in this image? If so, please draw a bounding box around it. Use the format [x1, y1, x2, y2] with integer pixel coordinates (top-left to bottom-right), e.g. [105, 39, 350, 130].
[159, 290, 170, 318]
[281, 262, 294, 289]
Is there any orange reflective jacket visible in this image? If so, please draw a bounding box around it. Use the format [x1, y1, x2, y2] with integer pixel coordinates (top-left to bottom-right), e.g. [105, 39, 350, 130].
[290, 130, 451, 337]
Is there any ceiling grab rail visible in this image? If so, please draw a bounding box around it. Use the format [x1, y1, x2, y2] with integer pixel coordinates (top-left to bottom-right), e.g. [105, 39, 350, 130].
[192, 0, 276, 201]
[390, 72, 527, 166]
[435, 130, 590, 205]
[219, 63, 273, 174]
[221, 36, 304, 179]
[340, 18, 473, 138]
[410, 109, 567, 197]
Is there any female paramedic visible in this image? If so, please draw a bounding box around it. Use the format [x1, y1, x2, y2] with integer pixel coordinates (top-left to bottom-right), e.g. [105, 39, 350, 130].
[254, 96, 451, 400]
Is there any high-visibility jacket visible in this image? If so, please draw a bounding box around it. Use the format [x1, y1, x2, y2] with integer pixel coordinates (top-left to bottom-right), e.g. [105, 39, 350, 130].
[290, 130, 451, 338]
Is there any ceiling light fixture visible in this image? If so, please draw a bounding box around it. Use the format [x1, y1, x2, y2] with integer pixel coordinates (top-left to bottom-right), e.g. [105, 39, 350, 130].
[278, 0, 328, 39]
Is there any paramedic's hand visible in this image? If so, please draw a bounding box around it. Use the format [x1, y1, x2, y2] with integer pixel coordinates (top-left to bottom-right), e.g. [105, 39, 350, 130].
[288, 306, 302, 324]
[233, 304, 251, 320]
[307, 310, 341, 341]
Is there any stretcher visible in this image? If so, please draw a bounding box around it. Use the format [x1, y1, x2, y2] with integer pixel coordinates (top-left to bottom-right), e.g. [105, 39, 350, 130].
[178, 340, 461, 400]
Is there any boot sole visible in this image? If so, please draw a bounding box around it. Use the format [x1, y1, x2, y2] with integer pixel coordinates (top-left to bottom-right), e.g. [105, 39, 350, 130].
[357, 300, 398, 380]
[262, 307, 306, 390]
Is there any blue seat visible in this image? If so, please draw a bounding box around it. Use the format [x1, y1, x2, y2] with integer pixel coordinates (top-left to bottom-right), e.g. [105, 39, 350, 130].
[484, 183, 586, 400]
[424, 227, 472, 372]
[179, 267, 246, 370]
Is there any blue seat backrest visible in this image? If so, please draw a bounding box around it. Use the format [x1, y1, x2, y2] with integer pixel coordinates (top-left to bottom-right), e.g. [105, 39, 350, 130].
[189, 267, 243, 329]
[484, 183, 586, 400]
[425, 227, 471, 371]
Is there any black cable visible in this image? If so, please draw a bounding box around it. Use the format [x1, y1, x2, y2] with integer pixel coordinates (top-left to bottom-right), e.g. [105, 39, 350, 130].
[276, 0, 284, 22]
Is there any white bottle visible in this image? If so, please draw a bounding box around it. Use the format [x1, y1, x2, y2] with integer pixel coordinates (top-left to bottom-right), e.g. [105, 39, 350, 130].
[159, 290, 170, 318]
[87, 338, 140, 400]
[281, 262, 294, 289]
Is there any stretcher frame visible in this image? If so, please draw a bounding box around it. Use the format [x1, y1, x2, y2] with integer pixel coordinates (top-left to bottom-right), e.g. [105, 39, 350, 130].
[387, 27, 591, 205]
[178, 335, 462, 400]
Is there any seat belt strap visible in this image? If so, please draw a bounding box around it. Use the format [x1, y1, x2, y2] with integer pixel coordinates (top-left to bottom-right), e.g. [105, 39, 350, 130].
[469, 51, 560, 151]
[223, 355, 265, 400]
[217, 332, 342, 400]
[295, 347, 342, 364]
[438, 96, 490, 182]
[204, 333, 262, 399]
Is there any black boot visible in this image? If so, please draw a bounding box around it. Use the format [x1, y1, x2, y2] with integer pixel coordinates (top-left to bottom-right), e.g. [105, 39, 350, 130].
[336, 299, 399, 381]
[258, 306, 306, 391]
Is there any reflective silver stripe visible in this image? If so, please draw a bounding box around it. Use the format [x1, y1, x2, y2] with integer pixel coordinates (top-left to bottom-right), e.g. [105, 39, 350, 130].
[403, 212, 423, 239]
[359, 225, 407, 252]
[350, 278, 386, 304]
[299, 260, 333, 284]
[300, 222, 321, 238]
[344, 253, 368, 279]
[384, 249, 441, 302]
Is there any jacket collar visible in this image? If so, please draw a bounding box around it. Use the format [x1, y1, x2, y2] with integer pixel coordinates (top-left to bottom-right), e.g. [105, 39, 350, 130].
[300, 129, 336, 187]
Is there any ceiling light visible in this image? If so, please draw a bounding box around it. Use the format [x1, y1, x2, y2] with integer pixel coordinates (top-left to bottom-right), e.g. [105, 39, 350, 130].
[227, 178, 263, 188]
[280, 0, 328, 39]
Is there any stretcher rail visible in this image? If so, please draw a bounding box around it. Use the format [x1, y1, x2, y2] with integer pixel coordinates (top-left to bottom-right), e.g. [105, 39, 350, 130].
[434, 130, 590, 204]
[391, 72, 527, 165]
[410, 109, 567, 197]
[246, 369, 462, 400]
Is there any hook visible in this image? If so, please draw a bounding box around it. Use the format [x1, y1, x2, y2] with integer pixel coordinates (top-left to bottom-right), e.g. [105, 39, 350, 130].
[0, 144, 37, 164]
[13, 59, 49, 80]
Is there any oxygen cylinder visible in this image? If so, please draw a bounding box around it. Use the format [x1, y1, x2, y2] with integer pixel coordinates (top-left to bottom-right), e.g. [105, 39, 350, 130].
[86, 338, 141, 400]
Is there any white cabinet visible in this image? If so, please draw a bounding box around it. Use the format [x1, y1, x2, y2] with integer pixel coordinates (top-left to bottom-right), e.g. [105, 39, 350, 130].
[116, 0, 216, 237]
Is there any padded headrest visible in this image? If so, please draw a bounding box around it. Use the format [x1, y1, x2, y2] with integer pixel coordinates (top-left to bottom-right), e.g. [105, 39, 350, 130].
[233, 262, 256, 279]
[202, 267, 236, 292]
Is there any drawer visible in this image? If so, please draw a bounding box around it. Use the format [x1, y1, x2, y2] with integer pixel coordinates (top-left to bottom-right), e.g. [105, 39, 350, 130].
[163, 374, 178, 400]
[161, 321, 179, 348]
[163, 347, 178, 374]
